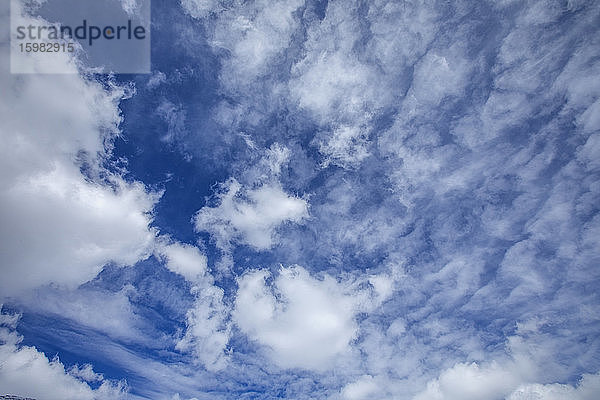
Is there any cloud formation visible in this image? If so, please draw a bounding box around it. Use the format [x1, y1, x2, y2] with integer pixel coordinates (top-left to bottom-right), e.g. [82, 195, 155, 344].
[0, 4, 158, 297]
[233, 266, 361, 371]
[2, 0, 600, 398]
[194, 144, 309, 252]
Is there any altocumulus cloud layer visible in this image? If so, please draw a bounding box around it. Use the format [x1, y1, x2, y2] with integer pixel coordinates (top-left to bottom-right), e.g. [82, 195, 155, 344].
[1, 0, 599, 399]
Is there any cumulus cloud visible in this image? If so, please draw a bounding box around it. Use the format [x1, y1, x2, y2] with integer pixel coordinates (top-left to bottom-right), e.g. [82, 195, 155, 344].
[1, 10, 157, 294]
[195, 179, 308, 250]
[340, 375, 383, 400]
[412, 361, 523, 400]
[175, 282, 230, 372]
[157, 240, 208, 283]
[155, 240, 231, 371]
[232, 265, 384, 371]
[507, 373, 600, 400]
[414, 357, 600, 400]
[0, 2, 159, 297]
[67, 363, 105, 382]
[0, 165, 158, 296]
[194, 144, 309, 252]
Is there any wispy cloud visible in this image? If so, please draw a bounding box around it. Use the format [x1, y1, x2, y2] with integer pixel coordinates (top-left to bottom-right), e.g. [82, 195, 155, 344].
[2, 0, 599, 398]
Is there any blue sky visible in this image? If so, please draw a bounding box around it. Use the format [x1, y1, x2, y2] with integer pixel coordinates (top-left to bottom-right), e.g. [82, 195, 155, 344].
[1, 0, 600, 399]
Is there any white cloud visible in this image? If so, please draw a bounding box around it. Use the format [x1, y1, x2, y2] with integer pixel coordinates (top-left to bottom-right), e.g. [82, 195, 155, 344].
[156, 99, 187, 143]
[286, 0, 450, 168]
[9, 2, 80, 74]
[410, 49, 470, 105]
[171, 394, 200, 400]
[194, 179, 308, 251]
[507, 373, 600, 400]
[158, 241, 208, 283]
[4, 0, 593, 397]
[365, 0, 439, 73]
[147, 71, 167, 89]
[340, 375, 383, 400]
[577, 133, 600, 171]
[290, 51, 379, 124]
[412, 361, 523, 400]
[193, 145, 308, 255]
[119, 0, 145, 16]
[414, 360, 600, 400]
[155, 240, 230, 371]
[0, 165, 158, 296]
[184, 0, 303, 84]
[287, 5, 383, 168]
[67, 363, 104, 382]
[170, 0, 600, 397]
[314, 125, 371, 168]
[233, 266, 375, 371]
[175, 281, 230, 372]
[368, 274, 394, 304]
[180, 0, 221, 19]
[411, 331, 600, 400]
[0, 3, 159, 297]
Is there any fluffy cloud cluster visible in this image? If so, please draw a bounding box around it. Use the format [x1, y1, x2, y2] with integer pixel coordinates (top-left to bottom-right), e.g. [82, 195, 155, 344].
[156, 240, 230, 371]
[414, 359, 600, 400]
[233, 266, 360, 371]
[175, 282, 230, 372]
[195, 179, 308, 250]
[158, 240, 208, 282]
[194, 144, 309, 252]
[507, 374, 600, 400]
[0, 3, 159, 297]
[233, 266, 392, 372]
